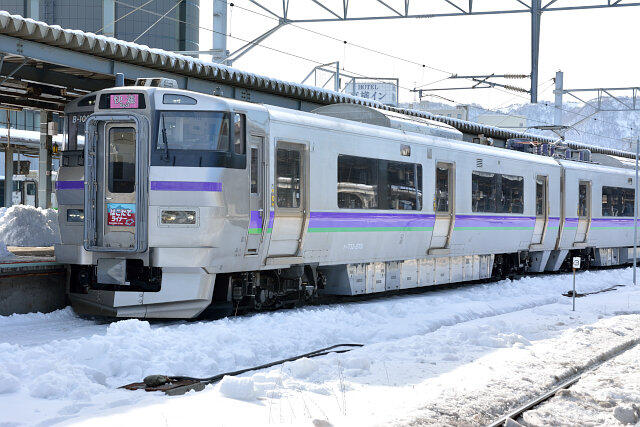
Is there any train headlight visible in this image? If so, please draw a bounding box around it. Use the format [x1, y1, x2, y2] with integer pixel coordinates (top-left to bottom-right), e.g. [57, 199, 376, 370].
[67, 209, 84, 223]
[161, 209, 197, 225]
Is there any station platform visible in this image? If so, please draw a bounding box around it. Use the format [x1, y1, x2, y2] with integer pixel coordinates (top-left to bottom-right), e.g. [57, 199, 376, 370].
[0, 247, 67, 316]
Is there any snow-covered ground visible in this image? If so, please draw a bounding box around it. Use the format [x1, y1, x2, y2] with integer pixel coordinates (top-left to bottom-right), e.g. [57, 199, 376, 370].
[1, 268, 640, 426]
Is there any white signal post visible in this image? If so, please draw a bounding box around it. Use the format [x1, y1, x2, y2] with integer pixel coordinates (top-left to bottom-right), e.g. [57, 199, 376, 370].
[572, 257, 581, 311]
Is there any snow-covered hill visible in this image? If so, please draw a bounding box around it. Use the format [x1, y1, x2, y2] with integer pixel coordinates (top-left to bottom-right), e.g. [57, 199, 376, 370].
[501, 99, 640, 150]
[402, 98, 640, 151]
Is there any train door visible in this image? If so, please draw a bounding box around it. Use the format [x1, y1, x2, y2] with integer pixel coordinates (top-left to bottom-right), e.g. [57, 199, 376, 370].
[267, 141, 307, 258]
[575, 181, 591, 243]
[245, 135, 265, 255]
[84, 116, 148, 253]
[430, 162, 454, 251]
[531, 175, 548, 245]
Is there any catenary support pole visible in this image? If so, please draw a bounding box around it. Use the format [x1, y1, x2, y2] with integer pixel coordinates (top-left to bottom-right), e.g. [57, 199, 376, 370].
[634, 136, 639, 286]
[25, 0, 39, 21]
[102, 0, 116, 37]
[212, 0, 228, 63]
[554, 70, 564, 137]
[530, 0, 541, 104]
[38, 111, 52, 209]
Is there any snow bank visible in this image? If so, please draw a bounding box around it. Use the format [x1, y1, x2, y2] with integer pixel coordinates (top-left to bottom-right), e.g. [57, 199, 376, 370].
[0, 205, 60, 247]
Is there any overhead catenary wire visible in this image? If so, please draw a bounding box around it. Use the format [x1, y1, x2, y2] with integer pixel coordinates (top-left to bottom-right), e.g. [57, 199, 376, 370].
[223, 0, 452, 75]
[224, 0, 639, 137]
[95, 0, 157, 35]
[111, 0, 637, 148]
[133, 0, 183, 43]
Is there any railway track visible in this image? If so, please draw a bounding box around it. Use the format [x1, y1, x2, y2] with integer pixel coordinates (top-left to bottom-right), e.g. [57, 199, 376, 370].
[487, 337, 640, 427]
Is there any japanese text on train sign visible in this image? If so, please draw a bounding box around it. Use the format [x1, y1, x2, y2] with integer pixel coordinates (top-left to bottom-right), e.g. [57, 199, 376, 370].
[107, 203, 136, 226]
[110, 94, 139, 109]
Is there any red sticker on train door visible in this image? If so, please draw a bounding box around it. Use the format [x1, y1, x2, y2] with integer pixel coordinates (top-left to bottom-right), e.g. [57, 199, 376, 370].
[107, 203, 136, 226]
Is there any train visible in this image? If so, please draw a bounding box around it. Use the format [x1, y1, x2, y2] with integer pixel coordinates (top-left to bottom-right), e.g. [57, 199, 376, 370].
[55, 78, 638, 319]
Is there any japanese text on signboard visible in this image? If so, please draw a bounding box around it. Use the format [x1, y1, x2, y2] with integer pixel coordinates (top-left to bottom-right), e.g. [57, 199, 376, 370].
[107, 203, 136, 226]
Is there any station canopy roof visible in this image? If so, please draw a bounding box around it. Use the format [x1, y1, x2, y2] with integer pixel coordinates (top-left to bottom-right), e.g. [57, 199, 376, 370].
[0, 11, 634, 159]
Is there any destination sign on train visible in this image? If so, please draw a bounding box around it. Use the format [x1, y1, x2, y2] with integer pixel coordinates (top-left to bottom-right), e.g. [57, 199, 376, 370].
[110, 94, 140, 109]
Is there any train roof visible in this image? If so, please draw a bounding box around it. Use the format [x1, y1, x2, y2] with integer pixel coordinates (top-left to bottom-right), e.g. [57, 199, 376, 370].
[266, 102, 561, 166]
[66, 86, 635, 173]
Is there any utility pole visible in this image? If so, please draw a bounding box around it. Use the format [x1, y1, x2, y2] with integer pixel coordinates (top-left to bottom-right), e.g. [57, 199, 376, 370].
[38, 111, 52, 209]
[4, 110, 12, 208]
[531, 0, 541, 103]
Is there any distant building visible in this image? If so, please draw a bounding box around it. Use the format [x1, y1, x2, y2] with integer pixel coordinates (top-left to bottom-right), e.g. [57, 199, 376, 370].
[0, 0, 199, 132]
[403, 102, 470, 121]
[1, 0, 198, 52]
[476, 114, 527, 130]
[403, 101, 528, 130]
[428, 107, 469, 121]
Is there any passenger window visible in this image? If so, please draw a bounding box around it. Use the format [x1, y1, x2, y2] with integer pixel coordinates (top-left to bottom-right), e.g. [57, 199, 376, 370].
[435, 165, 450, 213]
[536, 177, 546, 216]
[276, 148, 301, 208]
[387, 161, 422, 210]
[108, 127, 136, 194]
[602, 186, 634, 217]
[337, 155, 379, 209]
[501, 174, 524, 214]
[472, 171, 524, 213]
[472, 171, 497, 213]
[250, 147, 258, 194]
[578, 182, 589, 217]
[337, 155, 422, 210]
[233, 113, 245, 155]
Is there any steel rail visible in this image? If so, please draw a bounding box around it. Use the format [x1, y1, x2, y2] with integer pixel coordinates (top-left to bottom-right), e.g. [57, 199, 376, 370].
[487, 338, 640, 427]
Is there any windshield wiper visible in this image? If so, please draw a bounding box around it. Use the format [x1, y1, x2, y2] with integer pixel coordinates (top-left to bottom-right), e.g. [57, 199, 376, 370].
[161, 114, 170, 161]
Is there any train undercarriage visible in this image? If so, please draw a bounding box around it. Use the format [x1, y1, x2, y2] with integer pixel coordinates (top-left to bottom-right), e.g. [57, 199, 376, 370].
[66, 246, 635, 319]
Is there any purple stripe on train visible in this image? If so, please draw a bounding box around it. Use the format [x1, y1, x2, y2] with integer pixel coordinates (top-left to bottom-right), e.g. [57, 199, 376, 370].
[592, 217, 635, 225]
[150, 181, 222, 192]
[454, 214, 536, 228]
[56, 180, 84, 190]
[309, 211, 436, 229]
[249, 211, 275, 229]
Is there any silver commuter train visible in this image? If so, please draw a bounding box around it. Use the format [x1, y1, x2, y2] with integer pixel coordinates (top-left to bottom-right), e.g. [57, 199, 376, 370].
[55, 79, 638, 318]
